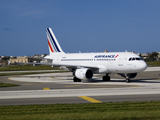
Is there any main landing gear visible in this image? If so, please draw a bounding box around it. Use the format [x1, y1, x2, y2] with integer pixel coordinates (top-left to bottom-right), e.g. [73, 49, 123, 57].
[73, 77, 81, 82]
[102, 74, 110, 81]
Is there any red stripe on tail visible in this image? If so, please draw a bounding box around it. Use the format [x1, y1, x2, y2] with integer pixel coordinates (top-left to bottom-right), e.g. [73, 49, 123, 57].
[48, 39, 54, 52]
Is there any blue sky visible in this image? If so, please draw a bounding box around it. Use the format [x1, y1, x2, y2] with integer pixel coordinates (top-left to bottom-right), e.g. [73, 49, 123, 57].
[0, 0, 160, 56]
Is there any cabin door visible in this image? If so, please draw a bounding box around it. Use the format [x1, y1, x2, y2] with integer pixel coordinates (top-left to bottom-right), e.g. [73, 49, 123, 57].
[118, 55, 124, 66]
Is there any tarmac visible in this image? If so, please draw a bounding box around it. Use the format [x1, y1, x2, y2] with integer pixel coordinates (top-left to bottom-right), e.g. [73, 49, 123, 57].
[0, 67, 160, 105]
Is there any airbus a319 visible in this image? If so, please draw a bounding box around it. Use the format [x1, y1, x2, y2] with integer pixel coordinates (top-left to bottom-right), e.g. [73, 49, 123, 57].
[45, 28, 147, 83]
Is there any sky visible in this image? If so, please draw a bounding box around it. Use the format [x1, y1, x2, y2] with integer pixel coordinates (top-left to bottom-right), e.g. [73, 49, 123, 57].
[0, 0, 160, 56]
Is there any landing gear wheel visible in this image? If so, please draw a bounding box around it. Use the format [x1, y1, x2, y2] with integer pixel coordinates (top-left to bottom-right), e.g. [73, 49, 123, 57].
[126, 78, 131, 83]
[73, 77, 81, 82]
[78, 79, 81, 82]
[102, 75, 110, 81]
[103, 76, 107, 81]
[125, 74, 131, 83]
[107, 76, 110, 81]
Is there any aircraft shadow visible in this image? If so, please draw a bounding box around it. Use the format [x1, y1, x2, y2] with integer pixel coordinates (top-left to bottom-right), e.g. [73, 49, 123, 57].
[82, 78, 160, 83]
[131, 78, 160, 83]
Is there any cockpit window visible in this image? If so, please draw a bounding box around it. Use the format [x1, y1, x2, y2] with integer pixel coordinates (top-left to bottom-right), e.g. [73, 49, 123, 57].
[139, 56, 143, 60]
[136, 58, 141, 60]
[129, 57, 142, 61]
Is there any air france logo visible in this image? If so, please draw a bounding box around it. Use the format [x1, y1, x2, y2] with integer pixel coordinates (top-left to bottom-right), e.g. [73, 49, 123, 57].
[94, 55, 119, 58]
[115, 55, 119, 58]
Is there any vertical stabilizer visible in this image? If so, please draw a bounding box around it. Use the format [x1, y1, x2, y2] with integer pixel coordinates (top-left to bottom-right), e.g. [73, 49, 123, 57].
[46, 28, 64, 54]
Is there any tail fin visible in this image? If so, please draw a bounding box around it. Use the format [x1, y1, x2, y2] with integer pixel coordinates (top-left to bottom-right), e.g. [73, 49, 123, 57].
[46, 28, 64, 54]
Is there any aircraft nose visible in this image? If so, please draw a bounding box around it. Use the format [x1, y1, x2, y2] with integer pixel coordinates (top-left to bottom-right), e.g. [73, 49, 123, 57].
[139, 61, 147, 71]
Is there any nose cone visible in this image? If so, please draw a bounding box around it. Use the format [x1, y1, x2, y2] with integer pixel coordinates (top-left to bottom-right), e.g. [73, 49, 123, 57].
[138, 61, 147, 72]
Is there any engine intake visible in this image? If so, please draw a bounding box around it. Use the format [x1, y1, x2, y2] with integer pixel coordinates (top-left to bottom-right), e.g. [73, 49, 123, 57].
[73, 68, 93, 80]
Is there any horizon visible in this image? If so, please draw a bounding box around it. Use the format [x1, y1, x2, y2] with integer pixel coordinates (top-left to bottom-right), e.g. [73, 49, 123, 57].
[1, 51, 159, 58]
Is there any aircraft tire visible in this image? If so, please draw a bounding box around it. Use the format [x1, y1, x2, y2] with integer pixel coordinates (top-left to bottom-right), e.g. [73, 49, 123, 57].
[103, 76, 106, 81]
[103, 76, 110, 81]
[73, 77, 78, 82]
[126, 78, 131, 83]
[73, 77, 81, 82]
[107, 76, 110, 81]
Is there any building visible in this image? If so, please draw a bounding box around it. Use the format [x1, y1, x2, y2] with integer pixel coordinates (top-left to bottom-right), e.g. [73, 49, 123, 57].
[0, 56, 10, 65]
[0, 60, 9, 65]
[158, 52, 160, 58]
[10, 56, 42, 65]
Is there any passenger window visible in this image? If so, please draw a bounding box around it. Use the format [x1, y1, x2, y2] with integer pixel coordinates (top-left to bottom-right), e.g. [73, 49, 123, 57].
[132, 58, 135, 60]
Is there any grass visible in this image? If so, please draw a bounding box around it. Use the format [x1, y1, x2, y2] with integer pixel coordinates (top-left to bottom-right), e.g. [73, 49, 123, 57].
[146, 61, 160, 66]
[0, 101, 160, 120]
[0, 70, 68, 76]
[0, 65, 60, 71]
[0, 83, 19, 87]
[0, 65, 68, 76]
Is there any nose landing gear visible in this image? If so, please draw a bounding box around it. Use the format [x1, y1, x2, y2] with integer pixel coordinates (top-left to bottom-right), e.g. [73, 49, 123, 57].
[126, 74, 131, 83]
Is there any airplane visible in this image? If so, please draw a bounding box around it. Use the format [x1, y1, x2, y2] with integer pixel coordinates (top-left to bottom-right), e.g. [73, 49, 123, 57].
[44, 28, 147, 83]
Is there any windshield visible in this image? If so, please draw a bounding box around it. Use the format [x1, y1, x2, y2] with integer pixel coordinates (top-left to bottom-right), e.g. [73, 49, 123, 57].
[129, 57, 142, 61]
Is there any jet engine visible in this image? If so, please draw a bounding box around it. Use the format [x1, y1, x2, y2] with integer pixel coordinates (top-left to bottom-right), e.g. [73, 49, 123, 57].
[118, 73, 137, 78]
[73, 68, 93, 80]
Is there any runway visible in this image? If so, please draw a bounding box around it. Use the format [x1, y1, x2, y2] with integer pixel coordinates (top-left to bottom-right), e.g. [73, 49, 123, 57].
[0, 67, 160, 105]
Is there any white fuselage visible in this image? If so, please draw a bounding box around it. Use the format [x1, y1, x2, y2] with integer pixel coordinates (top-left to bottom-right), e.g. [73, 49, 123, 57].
[48, 52, 147, 74]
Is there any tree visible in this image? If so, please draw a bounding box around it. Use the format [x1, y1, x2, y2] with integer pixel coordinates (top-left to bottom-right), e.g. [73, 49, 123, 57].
[2, 56, 10, 60]
[145, 52, 159, 61]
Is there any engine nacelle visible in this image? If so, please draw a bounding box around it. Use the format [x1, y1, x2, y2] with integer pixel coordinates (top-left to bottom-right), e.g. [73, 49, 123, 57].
[73, 68, 93, 80]
[118, 73, 137, 78]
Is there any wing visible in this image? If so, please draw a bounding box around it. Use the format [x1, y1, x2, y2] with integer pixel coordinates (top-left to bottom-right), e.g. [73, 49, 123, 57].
[9, 57, 99, 72]
[51, 63, 99, 72]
